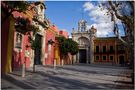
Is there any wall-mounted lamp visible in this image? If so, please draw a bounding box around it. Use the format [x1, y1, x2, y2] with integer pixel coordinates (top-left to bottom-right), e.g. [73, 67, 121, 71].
[48, 39, 55, 55]
[48, 39, 55, 45]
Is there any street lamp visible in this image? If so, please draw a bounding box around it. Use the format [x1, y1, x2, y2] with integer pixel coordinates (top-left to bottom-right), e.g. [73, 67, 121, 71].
[48, 39, 55, 55]
[48, 39, 55, 45]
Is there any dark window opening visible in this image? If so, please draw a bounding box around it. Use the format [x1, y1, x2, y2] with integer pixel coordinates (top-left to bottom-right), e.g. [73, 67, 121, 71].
[96, 46, 99, 53]
[40, 5, 43, 12]
[110, 46, 113, 52]
[110, 56, 113, 60]
[96, 56, 99, 60]
[103, 56, 106, 60]
[103, 46, 106, 52]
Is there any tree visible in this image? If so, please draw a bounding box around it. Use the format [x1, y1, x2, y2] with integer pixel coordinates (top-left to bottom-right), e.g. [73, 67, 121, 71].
[15, 17, 39, 34]
[2, 1, 41, 74]
[2, 1, 29, 24]
[57, 36, 79, 65]
[67, 39, 79, 55]
[100, 1, 134, 83]
[1, 1, 31, 74]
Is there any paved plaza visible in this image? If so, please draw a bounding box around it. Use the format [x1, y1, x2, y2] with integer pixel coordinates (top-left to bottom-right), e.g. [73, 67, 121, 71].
[1, 64, 134, 89]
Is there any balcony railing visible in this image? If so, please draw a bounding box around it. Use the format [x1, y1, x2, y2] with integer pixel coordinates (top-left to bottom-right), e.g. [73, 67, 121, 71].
[94, 50, 115, 54]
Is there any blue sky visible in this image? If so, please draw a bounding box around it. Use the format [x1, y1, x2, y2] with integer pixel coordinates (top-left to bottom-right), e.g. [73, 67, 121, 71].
[45, 1, 125, 37]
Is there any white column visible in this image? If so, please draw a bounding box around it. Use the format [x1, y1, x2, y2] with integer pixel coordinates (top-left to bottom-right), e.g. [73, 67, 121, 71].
[90, 36, 94, 63]
[77, 52, 79, 63]
[91, 38, 94, 63]
[30, 50, 34, 67]
[86, 47, 89, 63]
[41, 31, 46, 65]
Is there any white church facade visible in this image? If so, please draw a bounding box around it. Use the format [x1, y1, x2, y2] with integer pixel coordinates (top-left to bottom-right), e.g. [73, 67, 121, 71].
[71, 19, 97, 64]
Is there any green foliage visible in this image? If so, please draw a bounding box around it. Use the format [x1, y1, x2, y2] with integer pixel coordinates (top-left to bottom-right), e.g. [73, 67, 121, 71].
[2, 1, 30, 24]
[15, 17, 40, 34]
[57, 36, 66, 43]
[67, 39, 79, 55]
[57, 36, 79, 58]
[2, 1, 29, 13]
[30, 39, 41, 50]
[57, 36, 67, 55]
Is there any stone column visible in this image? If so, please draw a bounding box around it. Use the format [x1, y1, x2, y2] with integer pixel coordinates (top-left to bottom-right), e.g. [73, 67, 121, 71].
[30, 50, 34, 67]
[30, 35, 35, 67]
[41, 31, 46, 65]
[91, 39, 94, 63]
[86, 46, 89, 63]
[88, 46, 90, 64]
[77, 52, 79, 63]
[90, 37, 94, 63]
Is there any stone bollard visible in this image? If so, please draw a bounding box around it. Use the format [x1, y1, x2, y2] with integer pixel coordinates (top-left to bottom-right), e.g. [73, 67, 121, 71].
[54, 59, 56, 70]
[22, 62, 25, 77]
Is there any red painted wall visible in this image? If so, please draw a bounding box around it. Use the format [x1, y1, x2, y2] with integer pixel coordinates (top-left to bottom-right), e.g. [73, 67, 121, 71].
[45, 25, 58, 65]
[11, 7, 70, 69]
[13, 32, 31, 70]
[59, 30, 68, 38]
[12, 10, 34, 70]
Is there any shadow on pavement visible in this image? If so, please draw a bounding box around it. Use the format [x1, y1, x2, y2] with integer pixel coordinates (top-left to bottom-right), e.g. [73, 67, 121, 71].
[1, 74, 35, 89]
[45, 65, 128, 77]
[27, 71, 101, 89]
[115, 81, 133, 84]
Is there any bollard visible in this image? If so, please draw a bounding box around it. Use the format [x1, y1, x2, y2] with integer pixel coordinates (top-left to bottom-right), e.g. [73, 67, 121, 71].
[22, 62, 25, 77]
[54, 59, 56, 70]
[22, 57, 26, 78]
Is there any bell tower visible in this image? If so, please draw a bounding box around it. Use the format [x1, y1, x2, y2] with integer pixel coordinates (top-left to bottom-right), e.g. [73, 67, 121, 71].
[34, 2, 46, 22]
[78, 20, 87, 32]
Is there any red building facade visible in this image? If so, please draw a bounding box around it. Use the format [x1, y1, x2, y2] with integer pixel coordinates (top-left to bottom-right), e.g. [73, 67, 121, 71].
[2, 2, 69, 73]
[12, 2, 69, 69]
[94, 37, 128, 65]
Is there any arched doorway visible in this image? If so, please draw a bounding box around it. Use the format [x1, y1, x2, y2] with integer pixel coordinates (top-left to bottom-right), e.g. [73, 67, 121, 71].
[119, 55, 124, 65]
[34, 34, 42, 65]
[79, 49, 86, 63]
[78, 37, 90, 63]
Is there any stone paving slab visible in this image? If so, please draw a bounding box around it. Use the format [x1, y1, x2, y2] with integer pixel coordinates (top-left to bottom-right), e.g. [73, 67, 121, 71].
[1, 64, 134, 89]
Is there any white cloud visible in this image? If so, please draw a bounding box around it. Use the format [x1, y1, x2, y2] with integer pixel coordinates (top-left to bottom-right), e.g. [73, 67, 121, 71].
[83, 2, 118, 37]
[83, 2, 94, 11]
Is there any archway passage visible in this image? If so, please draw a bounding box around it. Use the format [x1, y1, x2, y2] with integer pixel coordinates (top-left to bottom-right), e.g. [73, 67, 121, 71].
[34, 34, 42, 65]
[79, 49, 86, 63]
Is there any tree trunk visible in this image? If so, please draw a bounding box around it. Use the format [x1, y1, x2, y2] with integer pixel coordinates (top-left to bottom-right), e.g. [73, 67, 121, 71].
[32, 50, 35, 72]
[33, 64, 35, 72]
[62, 59, 64, 66]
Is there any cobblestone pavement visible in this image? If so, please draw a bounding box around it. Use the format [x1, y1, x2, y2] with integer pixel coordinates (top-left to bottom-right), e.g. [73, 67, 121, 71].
[1, 64, 134, 89]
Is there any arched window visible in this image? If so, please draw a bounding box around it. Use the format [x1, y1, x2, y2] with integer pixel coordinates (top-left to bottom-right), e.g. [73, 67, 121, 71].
[40, 5, 44, 12]
[15, 32, 22, 49]
[78, 37, 89, 46]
